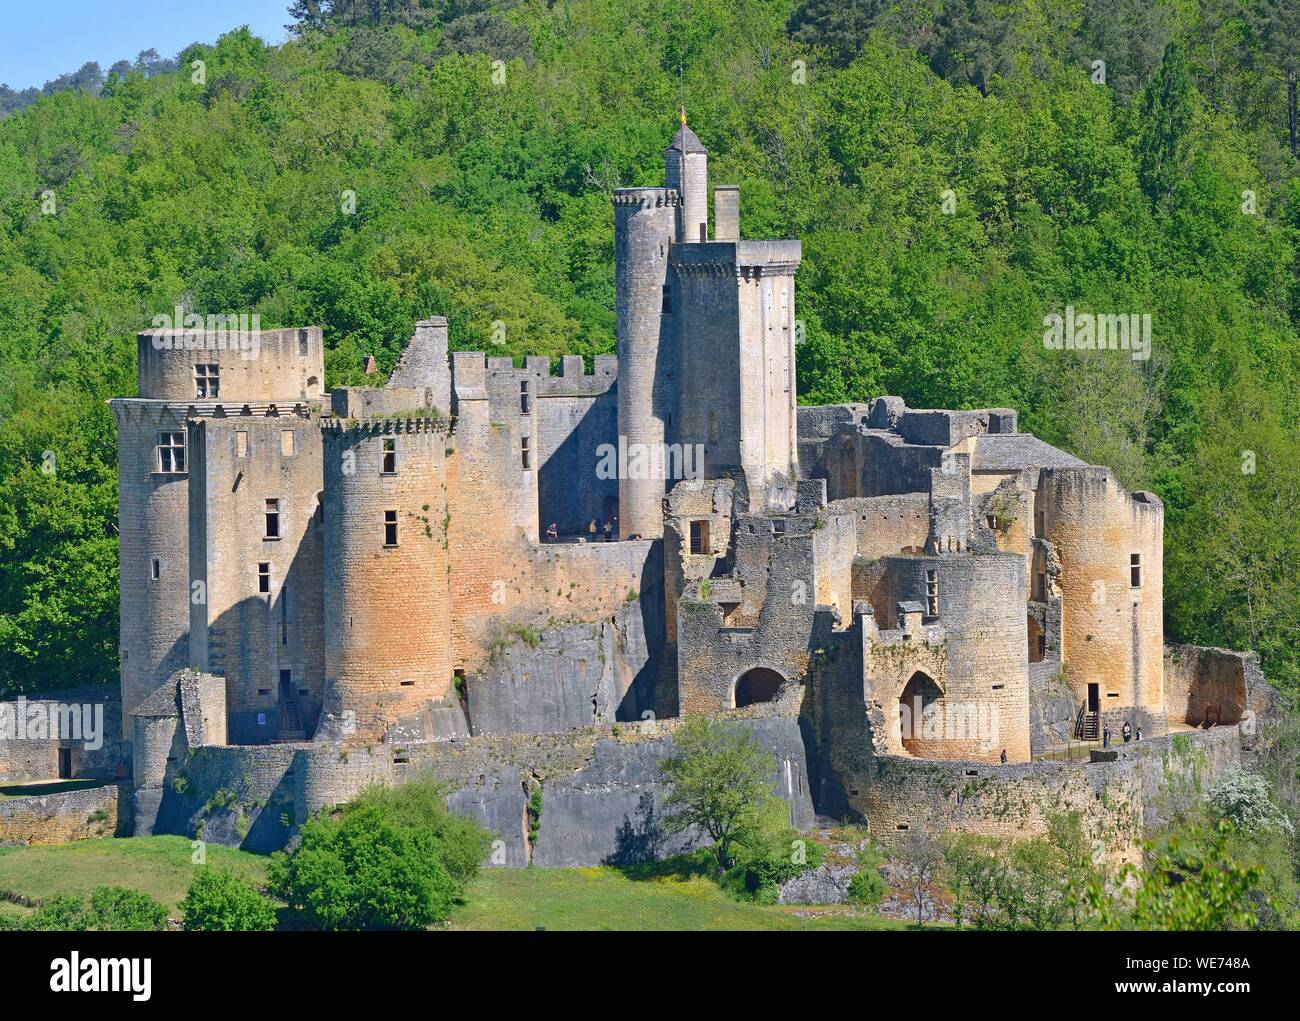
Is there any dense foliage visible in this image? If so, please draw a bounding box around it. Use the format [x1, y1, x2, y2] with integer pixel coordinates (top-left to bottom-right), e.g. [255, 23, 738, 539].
[180, 867, 279, 931]
[267, 778, 490, 929]
[1, 0, 1299, 694]
[0, 885, 168, 931]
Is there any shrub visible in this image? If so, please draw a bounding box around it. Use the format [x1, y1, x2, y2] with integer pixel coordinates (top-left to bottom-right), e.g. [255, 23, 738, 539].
[720, 800, 824, 903]
[180, 868, 277, 931]
[19, 888, 167, 931]
[1208, 766, 1295, 836]
[338, 778, 493, 896]
[848, 841, 887, 906]
[269, 801, 466, 929]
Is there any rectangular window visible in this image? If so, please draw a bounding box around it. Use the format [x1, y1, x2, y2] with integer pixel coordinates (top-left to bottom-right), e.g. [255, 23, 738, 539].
[265, 499, 281, 539]
[926, 569, 939, 617]
[521, 435, 531, 470]
[258, 562, 270, 594]
[151, 558, 160, 581]
[281, 430, 295, 456]
[157, 431, 186, 473]
[1130, 553, 1142, 588]
[382, 437, 397, 474]
[520, 380, 531, 415]
[236, 431, 248, 457]
[194, 364, 220, 398]
[689, 520, 710, 555]
[661, 284, 673, 314]
[298, 329, 309, 356]
[384, 509, 398, 547]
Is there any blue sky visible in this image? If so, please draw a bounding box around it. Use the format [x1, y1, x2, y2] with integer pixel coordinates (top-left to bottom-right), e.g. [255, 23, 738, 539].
[0, 0, 293, 90]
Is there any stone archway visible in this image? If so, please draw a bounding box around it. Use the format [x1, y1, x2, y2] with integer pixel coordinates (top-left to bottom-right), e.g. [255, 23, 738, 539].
[899, 670, 943, 756]
[734, 667, 785, 708]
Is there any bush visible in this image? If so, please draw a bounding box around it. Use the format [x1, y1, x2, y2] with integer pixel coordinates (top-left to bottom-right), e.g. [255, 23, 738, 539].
[17, 887, 167, 931]
[180, 868, 278, 931]
[1208, 767, 1295, 837]
[848, 841, 887, 906]
[337, 778, 493, 896]
[270, 795, 478, 929]
[719, 799, 823, 904]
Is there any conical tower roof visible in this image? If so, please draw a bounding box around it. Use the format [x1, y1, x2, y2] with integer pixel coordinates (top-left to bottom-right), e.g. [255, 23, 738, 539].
[664, 107, 707, 155]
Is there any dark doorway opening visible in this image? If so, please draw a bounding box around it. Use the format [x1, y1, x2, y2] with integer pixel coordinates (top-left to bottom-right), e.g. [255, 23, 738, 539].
[734, 667, 784, 708]
[57, 748, 72, 779]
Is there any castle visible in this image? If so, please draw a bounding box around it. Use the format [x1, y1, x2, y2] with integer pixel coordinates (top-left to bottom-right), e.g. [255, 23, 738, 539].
[94, 117, 1271, 859]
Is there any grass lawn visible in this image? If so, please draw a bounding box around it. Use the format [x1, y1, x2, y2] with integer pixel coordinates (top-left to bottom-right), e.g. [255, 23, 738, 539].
[0, 778, 105, 801]
[449, 866, 907, 931]
[0, 836, 271, 919]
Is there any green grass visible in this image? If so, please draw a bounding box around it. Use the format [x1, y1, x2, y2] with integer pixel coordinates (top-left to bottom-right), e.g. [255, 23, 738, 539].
[0, 836, 271, 918]
[449, 866, 907, 931]
[0, 778, 105, 801]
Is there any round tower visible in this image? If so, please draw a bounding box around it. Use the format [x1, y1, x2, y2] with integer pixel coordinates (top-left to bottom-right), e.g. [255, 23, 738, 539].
[321, 417, 452, 740]
[613, 186, 678, 539]
[1039, 467, 1165, 733]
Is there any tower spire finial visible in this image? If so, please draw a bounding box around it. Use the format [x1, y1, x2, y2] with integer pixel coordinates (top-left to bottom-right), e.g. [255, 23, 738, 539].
[678, 60, 686, 126]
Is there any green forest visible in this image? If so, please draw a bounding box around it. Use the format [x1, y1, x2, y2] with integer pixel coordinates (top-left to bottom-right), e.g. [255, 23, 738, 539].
[0, 0, 1297, 697]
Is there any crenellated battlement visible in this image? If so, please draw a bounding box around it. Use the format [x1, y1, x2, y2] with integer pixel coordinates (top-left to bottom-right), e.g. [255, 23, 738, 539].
[612, 187, 680, 209]
[320, 415, 450, 436]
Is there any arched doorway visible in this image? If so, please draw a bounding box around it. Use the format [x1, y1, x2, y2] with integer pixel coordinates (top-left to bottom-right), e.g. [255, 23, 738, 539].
[734, 667, 785, 708]
[899, 671, 943, 755]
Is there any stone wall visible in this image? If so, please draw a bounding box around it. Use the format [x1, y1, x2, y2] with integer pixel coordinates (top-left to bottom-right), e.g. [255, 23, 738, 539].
[0, 783, 120, 846]
[860, 725, 1244, 860]
[151, 707, 816, 866]
[0, 689, 123, 782]
[1164, 643, 1259, 727]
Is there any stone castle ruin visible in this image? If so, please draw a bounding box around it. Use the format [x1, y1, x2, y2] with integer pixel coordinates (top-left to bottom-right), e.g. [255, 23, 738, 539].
[71, 116, 1276, 863]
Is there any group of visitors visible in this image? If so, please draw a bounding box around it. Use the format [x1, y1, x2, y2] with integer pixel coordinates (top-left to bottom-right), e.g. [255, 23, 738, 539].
[545, 518, 616, 543]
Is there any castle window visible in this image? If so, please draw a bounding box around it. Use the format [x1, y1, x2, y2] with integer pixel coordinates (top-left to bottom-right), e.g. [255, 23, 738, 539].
[151, 558, 160, 581]
[157, 432, 186, 473]
[258, 563, 270, 594]
[926, 570, 939, 617]
[689, 520, 710, 555]
[194, 364, 220, 398]
[771, 519, 786, 536]
[661, 285, 673, 314]
[236, 431, 248, 457]
[281, 430, 295, 456]
[265, 499, 281, 539]
[384, 509, 398, 547]
[1130, 553, 1142, 588]
[382, 437, 397, 474]
[298, 329, 309, 356]
[520, 381, 531, 415]
[521, 436, 531, 470]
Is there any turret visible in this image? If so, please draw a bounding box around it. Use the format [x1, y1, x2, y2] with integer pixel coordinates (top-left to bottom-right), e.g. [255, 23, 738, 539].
[665, 108, 708, 244]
